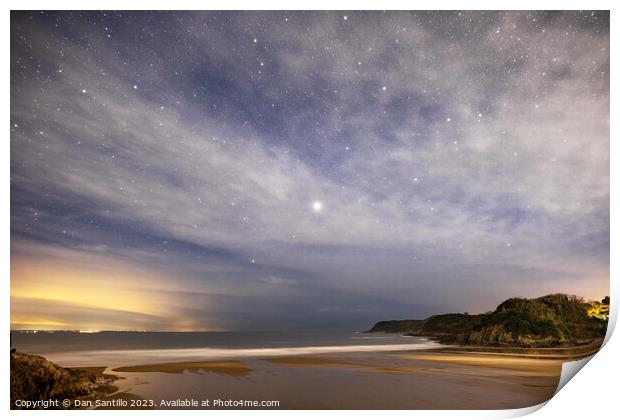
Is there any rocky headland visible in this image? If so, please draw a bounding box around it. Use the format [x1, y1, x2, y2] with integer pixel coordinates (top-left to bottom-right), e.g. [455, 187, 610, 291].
[368, 293, 609, 347]
[10, 351, 118, 409]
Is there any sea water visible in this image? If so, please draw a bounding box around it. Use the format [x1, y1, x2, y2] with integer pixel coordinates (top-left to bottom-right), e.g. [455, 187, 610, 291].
[10, 330, 441, 367]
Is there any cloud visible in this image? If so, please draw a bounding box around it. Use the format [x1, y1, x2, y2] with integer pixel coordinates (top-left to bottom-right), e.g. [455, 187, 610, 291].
[10, 11, 609, 330]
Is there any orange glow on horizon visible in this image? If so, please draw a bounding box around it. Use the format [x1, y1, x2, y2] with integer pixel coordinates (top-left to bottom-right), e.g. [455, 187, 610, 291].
[10, 244, 216, 331]
[11, 264, 160, 317]
[11, 319, 67, 328]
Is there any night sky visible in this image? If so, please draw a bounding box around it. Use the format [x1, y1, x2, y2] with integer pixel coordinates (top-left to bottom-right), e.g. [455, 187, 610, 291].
[10, 11, 609, 331]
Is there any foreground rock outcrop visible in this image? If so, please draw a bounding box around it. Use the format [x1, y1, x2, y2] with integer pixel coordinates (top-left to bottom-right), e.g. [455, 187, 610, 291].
[10, 351, 117, 409]
[368, 294, 609, 347]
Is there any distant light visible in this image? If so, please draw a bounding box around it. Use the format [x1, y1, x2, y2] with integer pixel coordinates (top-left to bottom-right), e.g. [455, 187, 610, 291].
[312, 201, 323, 212]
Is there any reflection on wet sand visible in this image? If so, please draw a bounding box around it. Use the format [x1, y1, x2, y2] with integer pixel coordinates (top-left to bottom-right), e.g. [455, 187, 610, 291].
[112, 360, 251, 376]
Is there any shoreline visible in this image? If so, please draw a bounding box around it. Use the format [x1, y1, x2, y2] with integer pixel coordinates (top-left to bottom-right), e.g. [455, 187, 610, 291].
[31, 339, 443, 368]
[13, 339, 603, 410]
[105, 340, 600, 373]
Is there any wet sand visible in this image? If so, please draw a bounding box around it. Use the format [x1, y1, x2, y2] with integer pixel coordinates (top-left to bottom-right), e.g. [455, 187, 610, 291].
[112, 360, 251, 376]
[87, 348, 585, 409]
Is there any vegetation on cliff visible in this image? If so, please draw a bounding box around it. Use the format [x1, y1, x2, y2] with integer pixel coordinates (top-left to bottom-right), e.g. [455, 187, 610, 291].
[367, 320, 424, 333]
[10, 351, 117, 409]
[368, 294, 609, 347]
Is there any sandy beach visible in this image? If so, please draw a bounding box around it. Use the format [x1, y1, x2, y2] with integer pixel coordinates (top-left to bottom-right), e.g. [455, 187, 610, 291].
[71, 345, 598, 410]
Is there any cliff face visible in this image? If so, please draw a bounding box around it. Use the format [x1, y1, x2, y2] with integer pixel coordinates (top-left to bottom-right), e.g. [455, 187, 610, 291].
[368, 294, 608, 347]
[464, 294, 605, 346]
[10, 352, 116, 409]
